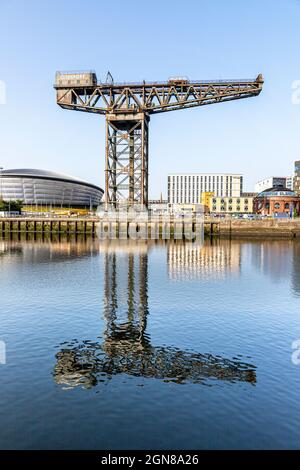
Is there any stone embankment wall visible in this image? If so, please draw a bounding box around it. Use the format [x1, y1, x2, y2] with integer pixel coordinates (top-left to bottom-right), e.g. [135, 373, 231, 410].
[217, 219, 300, 238]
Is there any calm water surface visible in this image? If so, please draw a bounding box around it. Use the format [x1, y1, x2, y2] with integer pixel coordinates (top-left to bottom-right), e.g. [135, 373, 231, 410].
[0, 236, 300, 449]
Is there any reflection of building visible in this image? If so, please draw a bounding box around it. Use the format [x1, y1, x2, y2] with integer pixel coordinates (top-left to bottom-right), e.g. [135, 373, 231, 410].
[209, 196, 253, 214]
[292, 242, 300, 296]
[167, 240, 241, 280]
[255, 177, 286, 194]
[249, 240, 293, 281]
[254, 185, 300, 217]
[0, 169, 103, 208]
[0, 238, 99, 265]
[54, 240, 255, 388]
[168, 173, 242, 204]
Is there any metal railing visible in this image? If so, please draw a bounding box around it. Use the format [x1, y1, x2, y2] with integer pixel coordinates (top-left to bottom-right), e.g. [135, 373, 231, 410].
[96, 78, 257, 87]
[55, 70, 259, 88]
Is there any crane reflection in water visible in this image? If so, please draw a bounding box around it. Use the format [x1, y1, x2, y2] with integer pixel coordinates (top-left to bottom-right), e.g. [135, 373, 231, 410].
[53, 240, 257, 389]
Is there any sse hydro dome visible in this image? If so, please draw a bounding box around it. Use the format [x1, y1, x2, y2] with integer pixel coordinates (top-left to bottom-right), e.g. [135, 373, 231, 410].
[0, 169, 103, 208]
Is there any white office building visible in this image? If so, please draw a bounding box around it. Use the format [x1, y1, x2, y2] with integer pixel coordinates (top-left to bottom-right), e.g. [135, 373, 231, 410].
[286, 176, 294, 191]
[254, 176, 286, 193]
[168, 173, 243, 204]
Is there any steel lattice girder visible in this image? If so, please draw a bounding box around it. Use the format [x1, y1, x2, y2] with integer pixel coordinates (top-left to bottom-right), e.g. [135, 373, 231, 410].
[55, 75, 263, 115]
[105, 113, 149, 206]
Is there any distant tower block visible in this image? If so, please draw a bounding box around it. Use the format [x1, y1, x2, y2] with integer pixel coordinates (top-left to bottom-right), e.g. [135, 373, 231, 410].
[55, 71, 263, 208]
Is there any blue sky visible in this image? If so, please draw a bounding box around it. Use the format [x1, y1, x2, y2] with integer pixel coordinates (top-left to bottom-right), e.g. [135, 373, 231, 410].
[0, 0, 300, 196]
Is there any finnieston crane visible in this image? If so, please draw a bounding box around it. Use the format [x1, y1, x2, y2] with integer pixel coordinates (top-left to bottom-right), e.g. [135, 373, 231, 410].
[54, 72, 263, 208]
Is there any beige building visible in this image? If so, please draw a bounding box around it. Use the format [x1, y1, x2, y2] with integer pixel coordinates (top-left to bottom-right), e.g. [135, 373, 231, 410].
[168, 173, 243, 204]
[209, 196, 253, 214]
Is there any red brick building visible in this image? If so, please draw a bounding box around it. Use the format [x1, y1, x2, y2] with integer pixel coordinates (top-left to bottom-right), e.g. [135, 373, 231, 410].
[254, 186, 300, 217]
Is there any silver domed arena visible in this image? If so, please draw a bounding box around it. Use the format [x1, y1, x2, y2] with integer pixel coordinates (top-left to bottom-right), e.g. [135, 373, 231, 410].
[0, 169, 103, 208]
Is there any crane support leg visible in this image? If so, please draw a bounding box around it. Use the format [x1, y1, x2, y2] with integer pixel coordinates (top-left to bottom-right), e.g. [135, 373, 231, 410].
[103, 249, 149, 339]
[105, 113, 149, 209]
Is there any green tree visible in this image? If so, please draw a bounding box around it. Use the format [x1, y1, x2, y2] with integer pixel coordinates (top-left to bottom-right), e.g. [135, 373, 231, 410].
[0, 199, 23, 212]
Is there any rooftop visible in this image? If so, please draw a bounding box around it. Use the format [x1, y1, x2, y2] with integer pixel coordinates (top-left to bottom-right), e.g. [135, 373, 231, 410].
[0, 169, 102, 192]
[258, 185, 297, 197]
[168, 173, 242, 176]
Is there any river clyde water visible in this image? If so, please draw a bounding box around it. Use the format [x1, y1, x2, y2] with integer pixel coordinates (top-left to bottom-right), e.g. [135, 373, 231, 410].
[0, 236, 299, 450]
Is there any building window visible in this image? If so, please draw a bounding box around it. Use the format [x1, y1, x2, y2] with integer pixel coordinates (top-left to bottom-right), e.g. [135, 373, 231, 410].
[285, 203, 290, 209]
[274, 203, 280, 209]
[245, 206, 248, 211]
[212, 198, 217, 204]
[229, 206, 232, 211]
[212, 205, 217, 211]
[237, 206, 240, 211]
[221, 206, 225, 211]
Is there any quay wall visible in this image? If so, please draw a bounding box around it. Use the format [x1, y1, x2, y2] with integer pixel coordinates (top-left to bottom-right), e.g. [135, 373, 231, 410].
[216, 219, 300, 238]
[1, 217, 300, 239]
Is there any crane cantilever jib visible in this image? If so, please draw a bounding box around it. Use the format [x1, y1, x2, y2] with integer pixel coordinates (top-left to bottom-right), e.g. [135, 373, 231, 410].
[55, 72, 263, 206]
